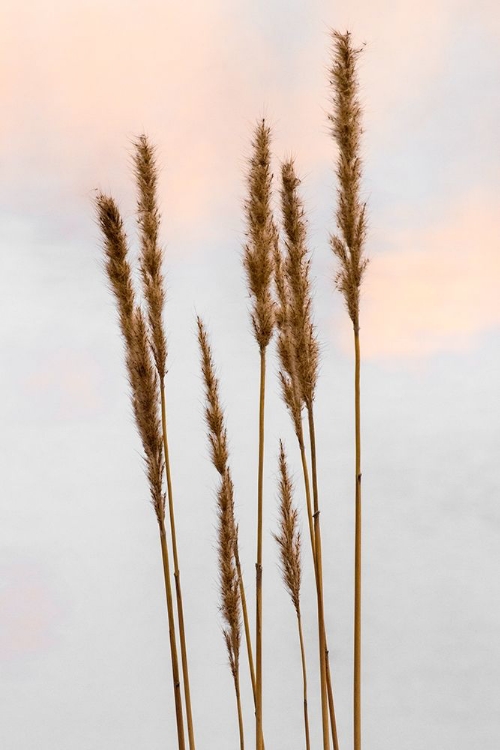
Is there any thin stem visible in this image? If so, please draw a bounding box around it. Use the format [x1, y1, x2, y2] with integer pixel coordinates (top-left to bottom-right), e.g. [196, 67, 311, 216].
[160, 383, 196, 750]
[353, 329, 362, 750]
[326, 642, 340, 750]
[297, 608, 311, 750]
[159, 521, 186, 750]
[298, 434, 316, 561]
[307, 404, 340, 750]
[235, 551, 266, 749]
[297, 434, 328, 750]
[256, 349, 266, 750]
[235, 673, 245, 750]
[235, 552, 257, 703]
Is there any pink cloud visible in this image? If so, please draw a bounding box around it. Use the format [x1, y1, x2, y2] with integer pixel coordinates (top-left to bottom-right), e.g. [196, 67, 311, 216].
[339, 190, 500, 359]
[25, 349, 102, 418]
[1, 0, 478, 243]
[0, 562, 64, 660]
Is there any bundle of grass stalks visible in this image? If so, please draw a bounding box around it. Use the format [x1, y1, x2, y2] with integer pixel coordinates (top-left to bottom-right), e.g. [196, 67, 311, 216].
[95, 26, 368, 750]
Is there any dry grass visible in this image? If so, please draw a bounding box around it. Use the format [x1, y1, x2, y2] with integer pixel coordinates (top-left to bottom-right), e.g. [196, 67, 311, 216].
[329, 30, 368, 331]
[197, 316, 245, 750]
[242, 118, 278, 750]
[132, 134, 196, 749]
[275, 157, 340, 750]
[95, 193, 164, 525]
[95, 26, 371, 750]
[329, 29, 368, 750]
[274, 440, 310, 750]
[95, 188, 186, 749]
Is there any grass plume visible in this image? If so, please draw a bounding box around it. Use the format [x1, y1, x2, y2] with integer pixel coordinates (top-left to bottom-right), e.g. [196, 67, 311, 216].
[242, 118, 278, 750]
[276, 159, 340, 750]
[329, 30, 368, 750]
[274, 441, 310, 750]
[197, 317, 245, 750]
[328, 31, 368, 331]
[95, 192, 185, 750]
[133, 134, 196, 749]
[243, 119, 277, 353]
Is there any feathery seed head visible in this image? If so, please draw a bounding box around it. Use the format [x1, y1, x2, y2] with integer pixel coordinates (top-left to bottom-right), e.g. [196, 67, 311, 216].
[95, 193, 136, 349]
[243, 119, 278, 351]
[329, 30, 369, 329]
[197, 316, 241, 676]
[274, 440, 302, 614]
[197, 317, 229, 476]
[279, 159, 319, 407]
[133, 134, 168, 380]
[95, 192, 165, 523]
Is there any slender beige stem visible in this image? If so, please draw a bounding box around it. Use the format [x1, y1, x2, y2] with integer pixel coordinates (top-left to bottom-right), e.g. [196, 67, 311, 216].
[325, 648, 339, 750]
[326, 641, 340, 749]
[160, 383, 195, 750]
[353, 329, 362, 750]
[298, 434, 316, 561]
[256, 349, 266, 750]
[235, 552, 266, 750]
[297, 433, 328, 750]
[307, 404, 341, 750]
[297, 608, 311, 750]
[235, 673, 245, 750]
[159, 521, 186, 750]
[235, 552, 257, 702]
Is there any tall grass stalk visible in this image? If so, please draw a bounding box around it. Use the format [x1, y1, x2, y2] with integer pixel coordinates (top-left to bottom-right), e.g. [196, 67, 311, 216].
[196, 316, 266, 747]
[329, 30, 369, 750]
[197, 317, 245, 750]
[133, 135, 196, 750]
[95, 194, 185, 750]
[275, 159, 340, 750]
[274, 441, 310, 750]
[242, 119, 276, 750]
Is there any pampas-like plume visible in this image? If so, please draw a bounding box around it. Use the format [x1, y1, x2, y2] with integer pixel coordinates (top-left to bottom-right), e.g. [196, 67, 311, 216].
[197, 317, 245, 750]
[274, 441, 301, 613]
[279, 160, 319, 410]
[328, 31, 368, 331]
[133, 135, 196, 750]
[274, 441, 310, 750]
[242, 118, 278, 750]
[329, 30, 368, 750]
[133, 135, 168, 380]
[96, 194, 164, 523]
[243, 119, 277, 353]
[95, 192, 186, 750]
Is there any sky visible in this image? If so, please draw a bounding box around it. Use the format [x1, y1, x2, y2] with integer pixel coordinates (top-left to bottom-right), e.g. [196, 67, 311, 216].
[1, 1, 499, 748]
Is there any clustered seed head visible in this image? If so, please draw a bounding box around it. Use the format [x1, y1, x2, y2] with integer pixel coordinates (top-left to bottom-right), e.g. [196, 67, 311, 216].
[273, 240, 303, 438]
[196, 317, 229, 476]
[274, 441, 302, 615]
[96, 194, 136, 349]
[274, 158, 319, 439]
[329, 30, 369, 330]
[243, 119, 278, 352]
[280, 159, 319, 409]
[197, 316, 241, 679]
[95, 191, 165, 524]
[133, 134, 168, 380]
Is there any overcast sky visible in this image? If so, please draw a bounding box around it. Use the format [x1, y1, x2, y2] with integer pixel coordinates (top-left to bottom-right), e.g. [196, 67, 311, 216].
[1, 1, 499, 749]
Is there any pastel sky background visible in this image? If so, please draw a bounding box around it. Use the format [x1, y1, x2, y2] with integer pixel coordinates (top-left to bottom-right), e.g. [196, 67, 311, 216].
[1, 1, 499, 748]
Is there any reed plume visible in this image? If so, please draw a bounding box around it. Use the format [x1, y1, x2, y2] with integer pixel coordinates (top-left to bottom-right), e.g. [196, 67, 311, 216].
[275, 160, 340, 750]
[242, 119, 277, 750]
[328, 30, 368, 750]
[95, 192, 185, 750]
[197, 317, 245, 750]
[273, 441, 310, 750]
[133, 134, 196, 750]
